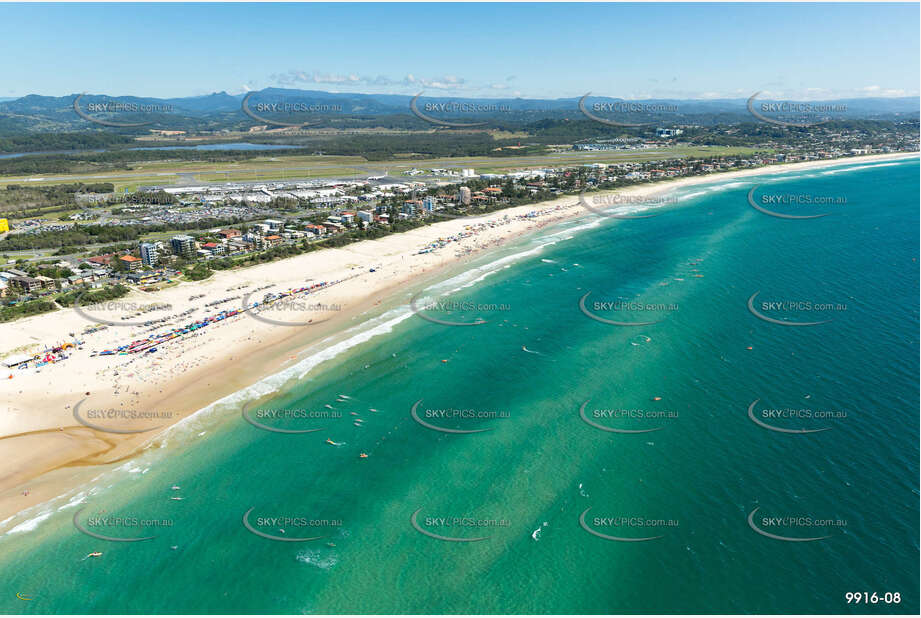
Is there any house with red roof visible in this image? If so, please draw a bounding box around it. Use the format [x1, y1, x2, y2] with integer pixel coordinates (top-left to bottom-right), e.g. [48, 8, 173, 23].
[200, 242, 226, 255]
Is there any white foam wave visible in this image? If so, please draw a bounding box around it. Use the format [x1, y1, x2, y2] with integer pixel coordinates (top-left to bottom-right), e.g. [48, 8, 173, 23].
[820, 161, 902, 175]
[7, 510, 52, 535]
[423, 233, 571, 298]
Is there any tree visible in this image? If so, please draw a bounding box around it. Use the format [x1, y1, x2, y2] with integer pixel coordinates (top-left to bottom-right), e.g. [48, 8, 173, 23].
[111, 256, 129, 273]
[186, 263, 213, 281]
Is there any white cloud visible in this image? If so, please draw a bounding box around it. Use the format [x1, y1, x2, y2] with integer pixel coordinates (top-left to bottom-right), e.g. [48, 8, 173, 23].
[270, 70, 471, 92]
[257, 71, 916, 100]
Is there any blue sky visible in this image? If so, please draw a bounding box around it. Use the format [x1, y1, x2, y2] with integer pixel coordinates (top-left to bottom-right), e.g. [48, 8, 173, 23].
[2, 2, 918, 100]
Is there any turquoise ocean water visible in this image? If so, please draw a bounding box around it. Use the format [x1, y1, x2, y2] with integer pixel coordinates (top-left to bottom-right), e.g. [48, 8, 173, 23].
[0, 157, 918, 614]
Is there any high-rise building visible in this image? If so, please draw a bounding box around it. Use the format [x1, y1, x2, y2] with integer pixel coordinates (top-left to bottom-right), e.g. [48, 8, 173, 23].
[170, 235, 196, 259]
[139, 242, 159, 266]
[458, 187, 472, 205]
[422, 196, 436, 212]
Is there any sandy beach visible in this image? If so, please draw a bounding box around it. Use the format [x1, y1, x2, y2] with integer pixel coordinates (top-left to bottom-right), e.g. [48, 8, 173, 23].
[0, 151, 915, 524]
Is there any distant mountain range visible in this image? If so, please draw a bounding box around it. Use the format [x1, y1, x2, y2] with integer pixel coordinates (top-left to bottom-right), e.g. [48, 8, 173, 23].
[0, 88, 917, 134]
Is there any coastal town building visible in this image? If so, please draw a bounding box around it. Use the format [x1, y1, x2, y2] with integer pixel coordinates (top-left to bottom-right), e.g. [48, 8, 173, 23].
[139, 242, 160, 266]
[85, 255, 113, 267]
[228, 237, 253, 252]
[171, 234, 197, 258]
[200, 242, 226, 255]
[127, 271, 162, 285]
[7, 274, 54, 294]
[119, 255, 143, 271]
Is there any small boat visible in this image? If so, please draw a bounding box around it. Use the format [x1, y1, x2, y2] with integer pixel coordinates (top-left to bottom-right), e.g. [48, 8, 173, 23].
[170, 496, 184, 501]
[359, 453, 369, 458]
[369, 408, 378, 412]
[325, 438, 337, 445]
[171, 485, 181, 490]
[86, 552, 102, 558]
[652, 397, 662, 401]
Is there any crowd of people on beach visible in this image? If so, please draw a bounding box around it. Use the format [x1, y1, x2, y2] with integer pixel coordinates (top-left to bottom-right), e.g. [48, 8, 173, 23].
[94, 279, 348, 358]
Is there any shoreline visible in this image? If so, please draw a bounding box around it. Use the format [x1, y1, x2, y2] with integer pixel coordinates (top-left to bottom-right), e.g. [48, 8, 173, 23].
[0, 151, 916, 526]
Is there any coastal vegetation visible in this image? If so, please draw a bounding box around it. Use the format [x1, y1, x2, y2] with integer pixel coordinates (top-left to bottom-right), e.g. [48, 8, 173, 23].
[0, 182, 116, 220]
[184, 263, 213, 281]
[0, 297, 57, 322]
[0, 283, 129, 323]
[56, 283, 129, 308]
